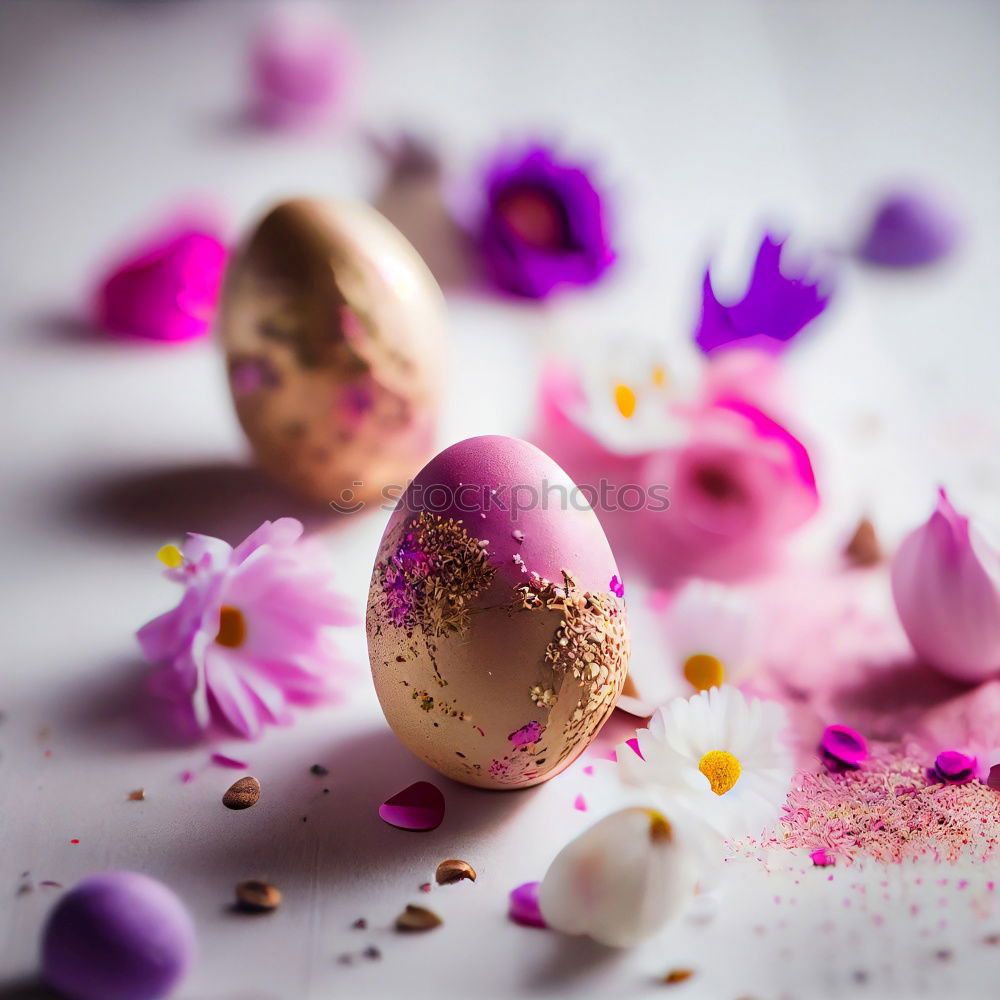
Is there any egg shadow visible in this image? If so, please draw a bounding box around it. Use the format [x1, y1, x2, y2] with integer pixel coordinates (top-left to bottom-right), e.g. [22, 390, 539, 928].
[519, 934, 625, 992]
[151, 724, 540, 896]
[0, 979, 58, 1000]
[65, 461, 341, 542]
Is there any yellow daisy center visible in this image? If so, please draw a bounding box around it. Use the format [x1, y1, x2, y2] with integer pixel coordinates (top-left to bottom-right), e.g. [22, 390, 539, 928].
[644, 808, 673, 843]
[614, 383, 637, 419]
[683, 653, 725, 691]
[215, 606, 247, 648]
[157, 543, 183, 569]
[698, 750, 742, 796]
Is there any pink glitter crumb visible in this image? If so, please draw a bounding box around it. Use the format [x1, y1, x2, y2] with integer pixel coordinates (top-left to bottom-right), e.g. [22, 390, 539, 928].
[738, 742, 1000, 865]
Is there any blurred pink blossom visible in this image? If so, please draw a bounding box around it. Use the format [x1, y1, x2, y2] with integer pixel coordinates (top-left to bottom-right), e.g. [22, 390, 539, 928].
[94, 222, 226, 342]
[250, 7, 354, 128]
[637, 397, 819, 582]
[137, 519, 357, 740]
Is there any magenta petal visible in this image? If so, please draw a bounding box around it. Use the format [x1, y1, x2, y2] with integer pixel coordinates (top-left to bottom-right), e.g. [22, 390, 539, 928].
[508, 882, 547, 929]
[933, 750, 977, 785]
[810, 848, 835, 867]
[211, 752, 249, 770]
[624, 736, 643, 760]
[820, 724, 869, 768]
[378, 781, 445, 831]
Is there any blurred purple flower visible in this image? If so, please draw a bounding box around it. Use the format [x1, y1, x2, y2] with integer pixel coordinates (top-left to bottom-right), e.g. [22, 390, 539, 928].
[856, 188, 959, 268]
[250, 7, 353, 128]
[478, 144, 614, 299]
[95, 223, 226, 342]
[137, 519, 357, 740]
[695, 234, 833, 355]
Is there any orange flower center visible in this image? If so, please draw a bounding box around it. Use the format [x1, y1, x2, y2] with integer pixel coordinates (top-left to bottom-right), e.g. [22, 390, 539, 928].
[215, 606, 247, 648]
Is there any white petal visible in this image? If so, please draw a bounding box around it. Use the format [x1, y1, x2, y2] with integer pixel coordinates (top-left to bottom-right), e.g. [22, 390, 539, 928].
[538, 807, 701, 948]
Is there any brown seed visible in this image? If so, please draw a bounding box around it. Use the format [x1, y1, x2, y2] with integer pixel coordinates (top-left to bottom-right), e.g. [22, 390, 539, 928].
[223, 776, 261, 810]
[394, 904, 442, 932]
[235, 880, 281, 913]
[127, 788, 145, 801]
[663, 968, 694, 985]
[435, 859, 476, 885]
[844, 517, 882, 567]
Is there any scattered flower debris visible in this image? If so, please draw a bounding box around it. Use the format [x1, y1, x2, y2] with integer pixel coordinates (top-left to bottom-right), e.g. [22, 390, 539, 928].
[181, 770, 195, 784]
[932, 750, 977, 785]
[745, 744, 1000, 864]
[212, 753, 249, 770]
[435, 859, 477, 885]
[810, 848, 836, 867]
[310, 764, 329, 776]
[419, 882, 431, 893]
[351, 918, 367, 930]
[235, 880, 281, 913]
[363, 946, 381, 961]
[573, 794, 587, 811]
[395, 904, 442, 932]
[378, 781, 445, 831]
[39, 881, 62, 889]
[127, 789, 146, 801]
[223, 776, 261, 810]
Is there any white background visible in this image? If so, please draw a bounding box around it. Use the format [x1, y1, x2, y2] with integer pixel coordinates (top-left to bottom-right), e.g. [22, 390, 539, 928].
[2, 2, 1000, 998]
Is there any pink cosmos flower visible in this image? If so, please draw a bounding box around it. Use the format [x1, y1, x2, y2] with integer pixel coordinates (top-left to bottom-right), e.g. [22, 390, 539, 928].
[94, 222, 227, 342]
[638, 397, 819, 582]
[137, 519, 357, 739]
[892, 490, 1000, 683]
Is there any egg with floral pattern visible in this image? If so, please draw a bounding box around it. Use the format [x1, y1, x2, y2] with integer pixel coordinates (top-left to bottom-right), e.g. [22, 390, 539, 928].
[219, 197, 446, 506]
[367, 435, 630, 789]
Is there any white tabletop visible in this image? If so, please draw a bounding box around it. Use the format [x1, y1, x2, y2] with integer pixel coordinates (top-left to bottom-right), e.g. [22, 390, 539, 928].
[3, 2, 1000, 998]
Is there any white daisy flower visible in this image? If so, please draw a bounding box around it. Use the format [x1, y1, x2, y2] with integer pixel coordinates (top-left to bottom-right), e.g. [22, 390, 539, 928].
[538, 803, 712, 948]
[616, 685, 793, 839]
[619, 579, 759, 717]
[547, 338, 697, 456]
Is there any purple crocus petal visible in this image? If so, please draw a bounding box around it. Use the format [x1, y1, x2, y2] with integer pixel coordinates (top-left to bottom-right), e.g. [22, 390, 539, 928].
[856, 188, 960, 268]
[210, 752, 249, 770]
[478, 144, 614, 300]
[932, 750, 977, 785]
[509, 881, 547, 928]
[810, 848, 835, 867]
[95, 226, 227, 343]
[695, 233, 833, 355]
[820, 724, 869, 768]
[378, 781, 445, 831]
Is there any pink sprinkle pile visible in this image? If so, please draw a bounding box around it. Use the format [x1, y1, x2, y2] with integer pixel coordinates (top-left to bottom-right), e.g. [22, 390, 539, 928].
[760, 744, 1000, 865]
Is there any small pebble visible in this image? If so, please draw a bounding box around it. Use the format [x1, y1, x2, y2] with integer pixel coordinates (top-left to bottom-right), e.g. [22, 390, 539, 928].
[223, 776, 261, 810]
[127, 789, 146, 801]
[235, 880, 281, 913]
[310, 764, 329, 776]
[395, 904, 442, 932]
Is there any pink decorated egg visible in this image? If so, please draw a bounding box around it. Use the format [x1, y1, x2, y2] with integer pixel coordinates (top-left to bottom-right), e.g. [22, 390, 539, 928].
[219, 198, 446, 505]
[367, 435, 630, 789]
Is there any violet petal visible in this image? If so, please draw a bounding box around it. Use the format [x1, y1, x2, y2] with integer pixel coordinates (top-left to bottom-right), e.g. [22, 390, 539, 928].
[856, 188, 960, 268]
[933, 750, 977, 785]
[378, 781, 445, 831]
[211, 753, 249, 770]
[820, 724, 868, 768]
[509, 881, 547, 929]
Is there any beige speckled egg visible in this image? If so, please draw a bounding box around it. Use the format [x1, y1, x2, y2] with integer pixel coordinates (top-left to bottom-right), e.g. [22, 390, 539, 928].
[367, 435, 630, 790]
[219, 198, 446, 506]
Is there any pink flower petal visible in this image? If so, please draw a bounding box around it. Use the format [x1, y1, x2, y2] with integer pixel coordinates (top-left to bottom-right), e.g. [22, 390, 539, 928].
[378, 781, 445, 831]
[573, 794, 587, 811]
[509, 882, 547, 929]
[210, 752, 249, 769]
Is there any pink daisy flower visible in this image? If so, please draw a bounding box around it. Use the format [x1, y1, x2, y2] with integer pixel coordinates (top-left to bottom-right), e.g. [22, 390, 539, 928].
[137, 518, 356, 739]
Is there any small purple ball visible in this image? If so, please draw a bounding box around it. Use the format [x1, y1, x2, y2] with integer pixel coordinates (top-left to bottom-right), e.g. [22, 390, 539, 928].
[42, 871, 195, 1000]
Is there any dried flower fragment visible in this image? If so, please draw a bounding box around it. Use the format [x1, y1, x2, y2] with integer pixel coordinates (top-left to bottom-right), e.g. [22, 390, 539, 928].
[435, 859, 477, 885]
[394, 904, 442, 932]
[235, 880, 281, 912]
